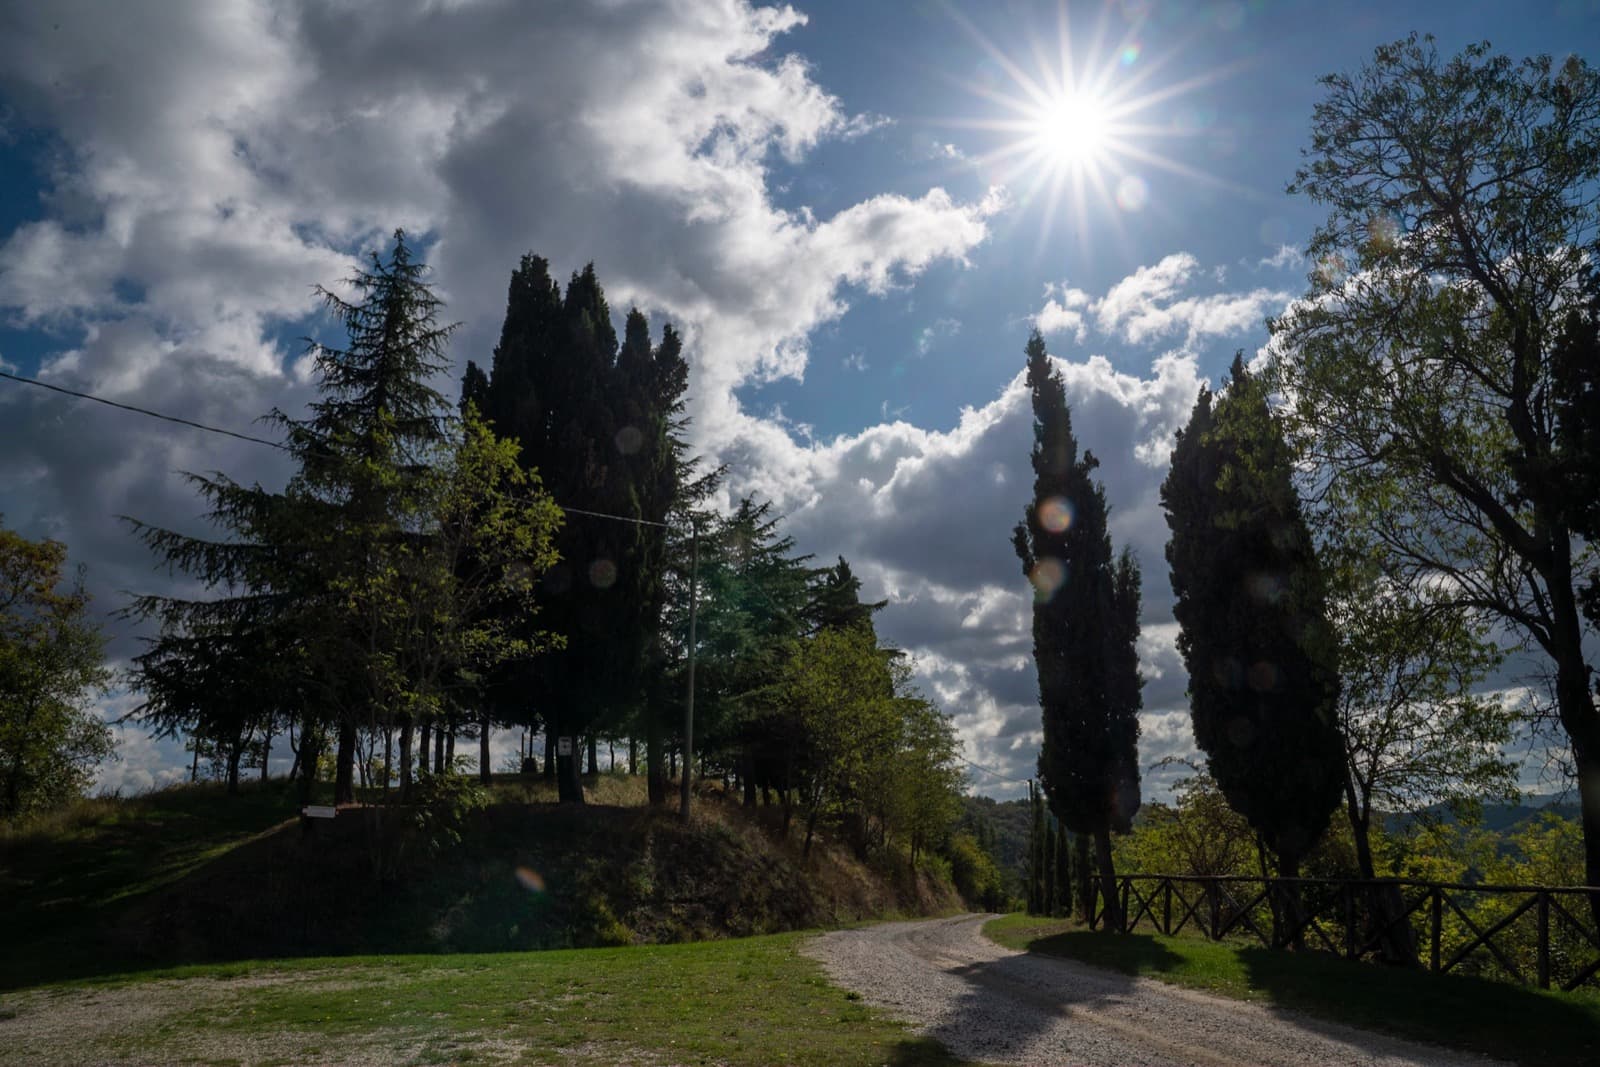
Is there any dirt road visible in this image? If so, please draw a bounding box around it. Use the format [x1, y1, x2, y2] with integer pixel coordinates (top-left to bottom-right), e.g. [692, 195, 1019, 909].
[803, 914, 1505, 1067]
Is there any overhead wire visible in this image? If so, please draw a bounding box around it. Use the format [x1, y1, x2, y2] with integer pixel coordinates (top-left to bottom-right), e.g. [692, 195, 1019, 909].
[6, 371, 1036, 790]
[1, 369, 288, 450]
[956, 752, 1032, 785]
[0, 369, 671, 530]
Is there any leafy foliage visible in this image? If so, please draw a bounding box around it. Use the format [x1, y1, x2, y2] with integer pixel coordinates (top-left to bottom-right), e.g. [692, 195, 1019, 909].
[1269, 33, 1600, 902]
[0, 523, 113, 820]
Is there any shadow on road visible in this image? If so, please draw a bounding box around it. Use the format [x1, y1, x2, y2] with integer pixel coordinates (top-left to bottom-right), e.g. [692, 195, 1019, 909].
[920, 929, 1183, 1062]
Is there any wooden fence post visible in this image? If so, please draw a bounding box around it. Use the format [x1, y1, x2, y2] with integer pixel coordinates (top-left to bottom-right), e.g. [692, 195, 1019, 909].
[1163, 879, 1173, 936]
[1344, 882, 1356, 960]
[1209, 879, 1220, 940]
[1440, 883, 1452, 979]
[1537, 890, 1551, 990]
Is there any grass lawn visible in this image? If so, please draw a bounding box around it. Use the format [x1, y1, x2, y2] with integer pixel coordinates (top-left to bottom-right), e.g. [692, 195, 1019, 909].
[985, 914, 1600, 1067]
[0, 932, 966, 1067]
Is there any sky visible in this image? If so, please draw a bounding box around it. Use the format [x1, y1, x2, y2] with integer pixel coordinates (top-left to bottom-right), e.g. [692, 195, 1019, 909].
[1, 0, 1596, 800]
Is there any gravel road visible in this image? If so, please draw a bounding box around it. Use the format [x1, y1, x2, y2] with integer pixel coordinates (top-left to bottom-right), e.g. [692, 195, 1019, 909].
[803, 914, 1507, 1067]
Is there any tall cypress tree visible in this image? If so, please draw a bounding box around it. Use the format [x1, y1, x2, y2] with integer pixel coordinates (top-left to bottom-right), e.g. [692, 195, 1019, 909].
[1161, 356, 1343, 928]
[476, 258, 691, 803]
[1012, 330, 1140, 930]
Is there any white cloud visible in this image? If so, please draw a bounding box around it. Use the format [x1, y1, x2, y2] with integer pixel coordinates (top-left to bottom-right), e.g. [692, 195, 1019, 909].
[1258, 244, 1304, 270]
[1033, 253, 1291, 351]
[0, 1, 1222, 803]
[915, 316, 961, 356]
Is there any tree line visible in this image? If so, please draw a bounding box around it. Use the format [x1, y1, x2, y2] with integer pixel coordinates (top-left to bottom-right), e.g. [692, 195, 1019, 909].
[0, 231, 970, 880]
[1021, 35, 1600, 938]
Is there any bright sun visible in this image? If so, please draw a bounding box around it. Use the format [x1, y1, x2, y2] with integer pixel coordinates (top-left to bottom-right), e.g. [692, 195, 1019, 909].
[940, 3, 1228, 251]
[1031, 91, 1112, 171]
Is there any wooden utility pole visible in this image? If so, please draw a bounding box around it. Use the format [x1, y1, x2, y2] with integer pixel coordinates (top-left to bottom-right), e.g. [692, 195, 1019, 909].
[679, 523, 700, 822]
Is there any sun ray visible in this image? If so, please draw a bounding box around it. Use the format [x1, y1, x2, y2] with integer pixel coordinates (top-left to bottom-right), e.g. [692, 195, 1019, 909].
[934, 0, 1238, 249]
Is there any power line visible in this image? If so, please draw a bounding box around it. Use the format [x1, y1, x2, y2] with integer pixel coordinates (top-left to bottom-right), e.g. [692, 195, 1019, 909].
[1, 369, 287, 450]
[0, 368, 674, 530]
[956, 751, 1032, 785]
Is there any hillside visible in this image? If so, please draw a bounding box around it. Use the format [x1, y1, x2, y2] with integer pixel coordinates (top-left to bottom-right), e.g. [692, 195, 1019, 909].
[0, 775, 960, 990]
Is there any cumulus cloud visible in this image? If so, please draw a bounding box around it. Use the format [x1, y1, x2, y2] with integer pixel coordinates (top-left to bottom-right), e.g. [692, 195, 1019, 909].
[1, 1, 1223, 801]
[749, 344, 1208, 790]
[0, 0, 993, 646]
[1033, 253, 1291, 351]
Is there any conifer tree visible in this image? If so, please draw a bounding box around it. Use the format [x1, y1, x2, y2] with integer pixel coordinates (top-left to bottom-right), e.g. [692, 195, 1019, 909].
[1012, 330, 1140, 930]
[1161, 356, 1344, 937]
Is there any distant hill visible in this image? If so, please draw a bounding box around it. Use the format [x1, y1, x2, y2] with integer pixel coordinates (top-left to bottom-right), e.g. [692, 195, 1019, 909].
[961, 794, 1031, 900]
[1383, 796, 1581, 838]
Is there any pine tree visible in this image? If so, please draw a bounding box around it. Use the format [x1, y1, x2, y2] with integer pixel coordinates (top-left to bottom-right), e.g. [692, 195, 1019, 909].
[1012, 330, 1140, 930]
[280, 229, 455, 804]
[1161, 356, 1344, 939]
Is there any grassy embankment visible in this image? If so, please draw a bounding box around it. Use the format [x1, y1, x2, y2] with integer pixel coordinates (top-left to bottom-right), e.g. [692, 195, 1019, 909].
[0, 935, 964, 1066]
[986, 913, 1600, 1067]
[0, 773, 958, 990]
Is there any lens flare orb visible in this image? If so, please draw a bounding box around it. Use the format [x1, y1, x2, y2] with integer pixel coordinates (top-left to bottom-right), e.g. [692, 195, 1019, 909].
[1038, 495, 1074, 533]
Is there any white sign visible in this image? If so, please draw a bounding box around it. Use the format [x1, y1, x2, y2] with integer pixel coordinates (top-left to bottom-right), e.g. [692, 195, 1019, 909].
[302, 805, 337, 819]
[558, 736, 573, 756]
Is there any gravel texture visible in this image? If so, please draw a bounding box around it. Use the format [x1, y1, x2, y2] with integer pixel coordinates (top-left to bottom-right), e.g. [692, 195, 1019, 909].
[803, 914, 1508, 1067]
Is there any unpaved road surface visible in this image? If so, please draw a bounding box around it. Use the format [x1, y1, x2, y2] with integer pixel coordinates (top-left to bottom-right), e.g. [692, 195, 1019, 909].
[804, 914, 1506, 1067]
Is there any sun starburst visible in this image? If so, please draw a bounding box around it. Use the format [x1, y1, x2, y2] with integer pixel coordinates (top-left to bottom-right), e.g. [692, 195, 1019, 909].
[938, 3, 1234, 254]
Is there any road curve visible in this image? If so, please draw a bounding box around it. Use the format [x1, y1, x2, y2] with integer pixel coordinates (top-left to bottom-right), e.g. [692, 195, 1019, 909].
[803, 914, 1505, 1067]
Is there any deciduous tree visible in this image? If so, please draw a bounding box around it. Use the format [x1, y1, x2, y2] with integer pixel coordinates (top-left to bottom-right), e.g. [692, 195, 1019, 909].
[0, 523, 113, 820]
[1269, 34, 1600, 915]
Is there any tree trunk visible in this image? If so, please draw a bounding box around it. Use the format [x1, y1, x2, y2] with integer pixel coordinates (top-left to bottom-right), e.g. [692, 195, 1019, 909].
[1275, 852, 1305, 949]
[418, 719, 432, 779]
[398, 718, 413, 800]
[543, 723, 556, 781]
[1094, 827, 1122, 933]
[434, 725, 446, 775]
[334, 717, 357, 805]
[629, 737, 637, 775]
[381, 723, 392, 796]
[480, 713, 492, 785]
[226, 734, 243, 795]
[742, 751, 756, 808]
[261, 721, 273, 783]
[646, 705, 666, 805]
[297, 724, 321, 807]
[1075, 834, 1092, 924]
[587, 735, 598, 776]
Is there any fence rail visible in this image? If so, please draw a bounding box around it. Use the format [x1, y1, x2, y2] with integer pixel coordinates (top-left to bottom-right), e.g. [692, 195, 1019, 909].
[1084, 874, 1600, 993]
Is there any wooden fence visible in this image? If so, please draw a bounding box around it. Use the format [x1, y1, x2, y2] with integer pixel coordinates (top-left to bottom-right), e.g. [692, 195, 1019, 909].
[1084, 874, 1600, 993]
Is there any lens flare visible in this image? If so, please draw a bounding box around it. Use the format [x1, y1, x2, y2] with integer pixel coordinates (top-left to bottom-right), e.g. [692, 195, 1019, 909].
[614, 425, 644, 455]
[514, 866, 546, 893]
[1038, 495, 1074, 533]
[1029, 557, 1066, 602]
[1114, 174, 1148, 211]
[588, 558, 618, 589]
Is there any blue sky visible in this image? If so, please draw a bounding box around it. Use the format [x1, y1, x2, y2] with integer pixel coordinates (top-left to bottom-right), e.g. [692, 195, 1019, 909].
[1, 0, 1596, 798]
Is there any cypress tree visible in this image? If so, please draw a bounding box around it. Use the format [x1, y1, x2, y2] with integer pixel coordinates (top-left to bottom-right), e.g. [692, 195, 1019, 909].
[1012, 330, 1140, 931]
[1054, 821, 1072, 918]
[1161, 356, 1344, 936]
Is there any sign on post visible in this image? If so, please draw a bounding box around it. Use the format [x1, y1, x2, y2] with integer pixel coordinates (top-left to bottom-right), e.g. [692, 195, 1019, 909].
[558, 736, 573, 757]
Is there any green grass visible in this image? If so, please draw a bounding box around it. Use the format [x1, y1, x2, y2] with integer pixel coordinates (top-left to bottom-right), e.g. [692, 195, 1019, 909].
[0, 933, 968, 1066]
[985, 914, 1600, 1067]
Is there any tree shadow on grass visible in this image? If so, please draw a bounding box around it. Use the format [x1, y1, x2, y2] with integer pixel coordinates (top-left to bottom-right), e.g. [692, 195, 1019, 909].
[1235, 945, 1600, 1067]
